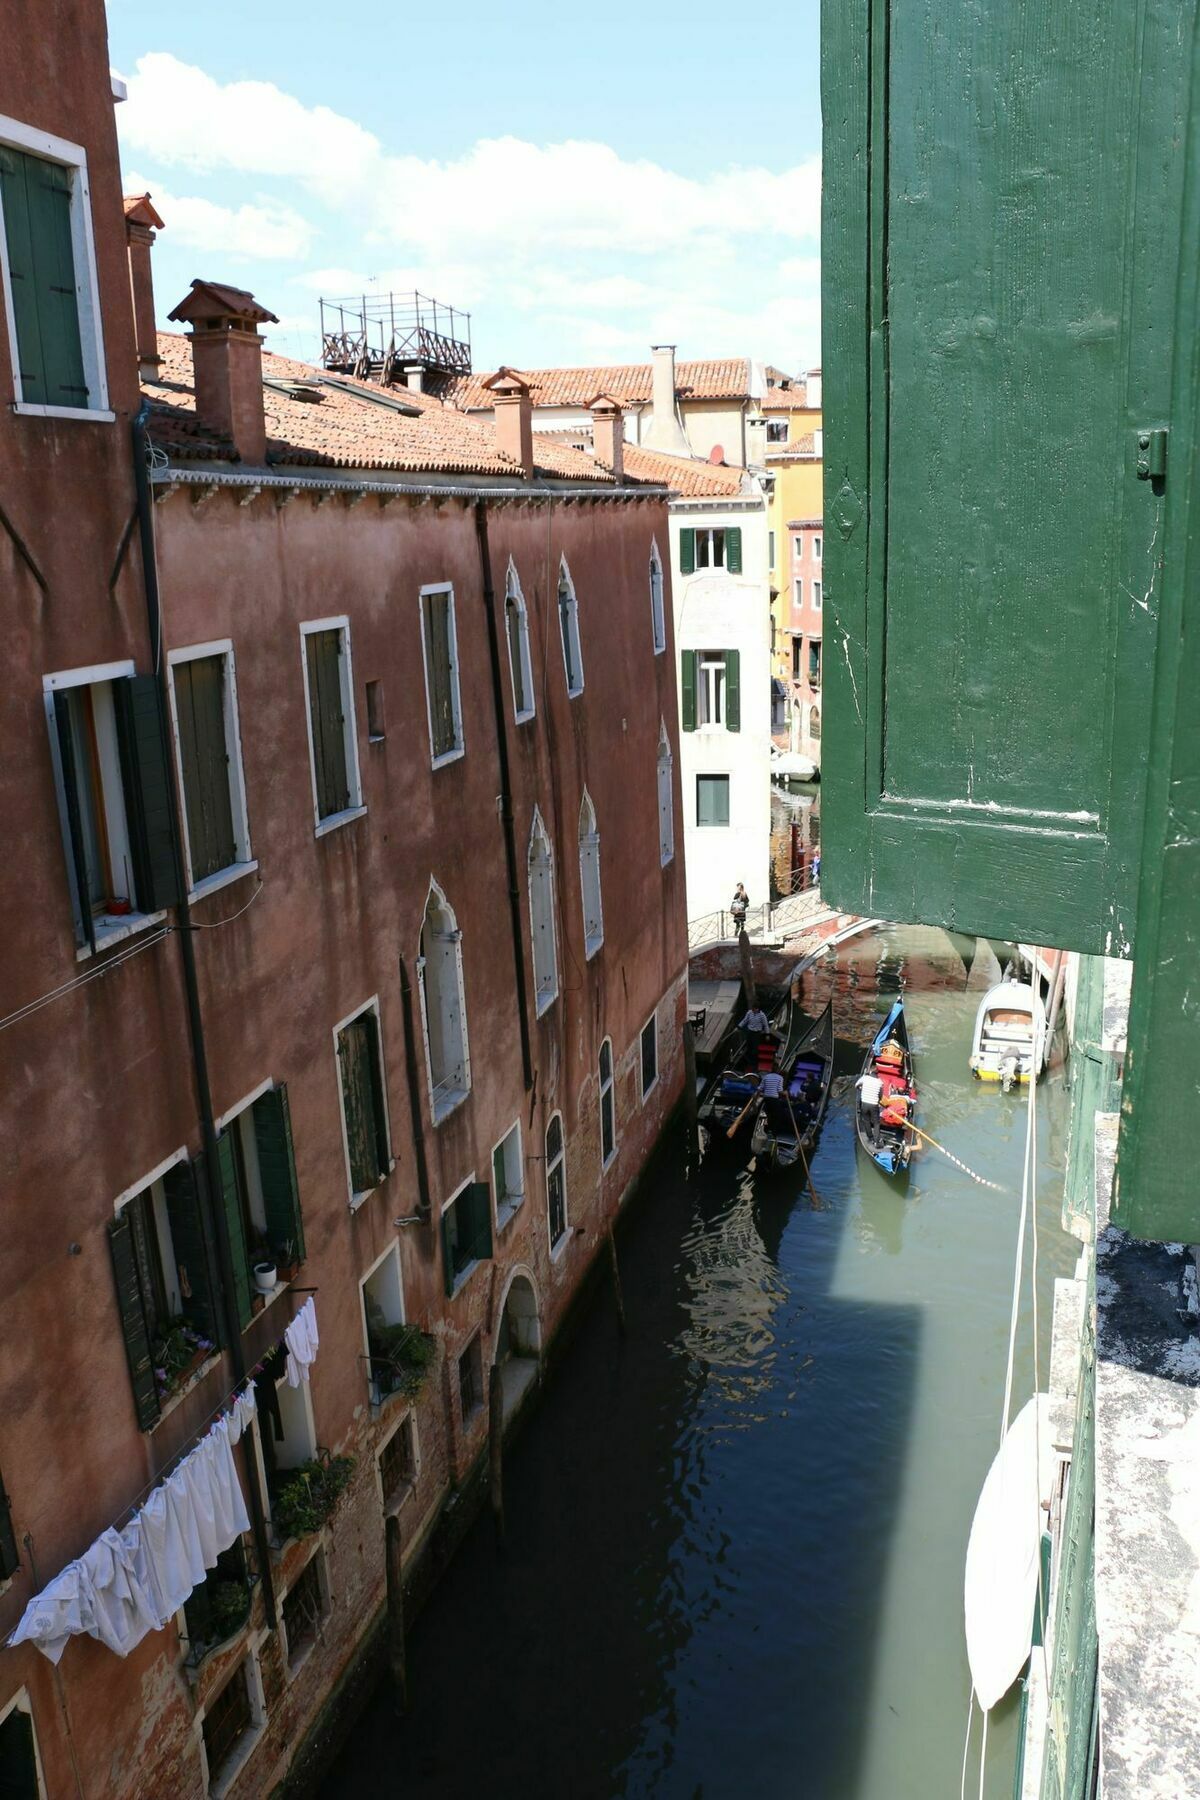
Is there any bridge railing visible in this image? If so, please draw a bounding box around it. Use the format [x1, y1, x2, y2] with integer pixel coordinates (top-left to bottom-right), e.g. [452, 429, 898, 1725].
[687, 871, 825, 953]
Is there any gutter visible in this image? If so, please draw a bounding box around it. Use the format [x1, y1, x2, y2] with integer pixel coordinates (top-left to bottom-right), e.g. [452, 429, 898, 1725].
[151, 467, 663, 503]
[132, 405, 278, 1627]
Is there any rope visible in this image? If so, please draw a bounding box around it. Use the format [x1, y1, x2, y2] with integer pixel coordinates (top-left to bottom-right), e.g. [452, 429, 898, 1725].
[906, 1121, 1007, 1192]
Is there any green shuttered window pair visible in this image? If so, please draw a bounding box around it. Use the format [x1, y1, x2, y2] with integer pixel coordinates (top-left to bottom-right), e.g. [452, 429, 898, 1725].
[422, 589, 462, 760]
[174, 655, 238, 883]
[678, 527, 742, 576]
[680, 649, 740, 732]
[215, 1086, 306, 1329]
[339, 1012, 391, 1197]
[306, 629, 351, 819]
[440, 1182, 493, 1295]
[0, 145, 88, 408]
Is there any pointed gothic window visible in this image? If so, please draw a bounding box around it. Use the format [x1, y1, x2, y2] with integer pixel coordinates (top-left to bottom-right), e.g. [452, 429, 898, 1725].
[528, 809, 559, 1014]
[505, 559, 535, 723]
[649, 540, 666, 654]
[418, 883, 470, 1122]
[578, 789, 603, 959]
[657, 722, 675, 866]
[557, 558, 584, 698]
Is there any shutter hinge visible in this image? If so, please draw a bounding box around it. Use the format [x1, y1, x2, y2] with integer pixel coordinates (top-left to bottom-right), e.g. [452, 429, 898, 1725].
[1136, 427, 1168, 482]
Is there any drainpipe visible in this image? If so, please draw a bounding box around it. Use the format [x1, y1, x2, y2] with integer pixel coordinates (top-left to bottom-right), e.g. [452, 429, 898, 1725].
[474, 500, 534, 1090]
[132, 406, 277, 1626]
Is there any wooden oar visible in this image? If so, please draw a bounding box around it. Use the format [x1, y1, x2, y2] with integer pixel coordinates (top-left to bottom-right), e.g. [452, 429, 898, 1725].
[905, 1120, 1006, 1192]
[785, 1090, 824, 1208]
[726, 1089, 761, 1140]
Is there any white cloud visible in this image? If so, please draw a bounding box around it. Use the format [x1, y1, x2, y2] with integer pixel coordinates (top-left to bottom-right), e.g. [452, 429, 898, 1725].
[123, 171, 314, 260]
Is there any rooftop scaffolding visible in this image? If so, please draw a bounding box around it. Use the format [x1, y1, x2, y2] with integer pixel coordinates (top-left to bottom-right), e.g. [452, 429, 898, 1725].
[318, 292, 472, 385]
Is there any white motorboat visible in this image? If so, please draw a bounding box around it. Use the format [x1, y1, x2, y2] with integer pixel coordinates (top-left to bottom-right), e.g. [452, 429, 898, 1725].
[771, 749, 819, 785]
[968, 980, 1045, 1089]
[964, 1393, 1053, 1711]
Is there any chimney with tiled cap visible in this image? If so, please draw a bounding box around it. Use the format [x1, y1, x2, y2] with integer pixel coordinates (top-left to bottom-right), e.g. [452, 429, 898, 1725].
[166, 280, 279, 465]
[484, 367, 534, 479]
[588, 393, 624, 481]
[123, 194, 165, 380]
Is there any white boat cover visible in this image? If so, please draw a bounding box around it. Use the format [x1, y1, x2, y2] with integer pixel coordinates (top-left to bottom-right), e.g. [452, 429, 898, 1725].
[964, 1392, 1053, 1710]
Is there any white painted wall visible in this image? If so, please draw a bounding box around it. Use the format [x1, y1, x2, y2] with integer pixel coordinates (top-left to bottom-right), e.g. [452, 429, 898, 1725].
[669, 498, 773, 922]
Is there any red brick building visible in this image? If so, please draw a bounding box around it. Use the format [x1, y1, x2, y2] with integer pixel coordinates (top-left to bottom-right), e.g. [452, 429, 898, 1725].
[0, 7, 687, 1794]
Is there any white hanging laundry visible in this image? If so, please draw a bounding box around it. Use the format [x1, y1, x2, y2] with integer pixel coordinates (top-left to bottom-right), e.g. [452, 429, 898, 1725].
[133, 1483, 193, 1628]
[227, 1383, 257, 1445]
[83, 1529, 160, 1658]
[7, 1561, 94, 1666]
[284, 1297, 319, 1388]
[205, 1417, 251, 1545]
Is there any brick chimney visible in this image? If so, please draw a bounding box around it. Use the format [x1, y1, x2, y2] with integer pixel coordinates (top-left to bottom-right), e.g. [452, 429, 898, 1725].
[166, 280, 279, 465]
[588, 393, 624, 480]
[745, 411, 767, 468]
[123, 194, 165, 380]
[484, 367, 534, 478]
[644, 343, 690, 453]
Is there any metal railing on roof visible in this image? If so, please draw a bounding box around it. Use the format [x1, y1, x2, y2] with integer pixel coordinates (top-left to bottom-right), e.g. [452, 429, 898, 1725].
[319, 292, 472, 382]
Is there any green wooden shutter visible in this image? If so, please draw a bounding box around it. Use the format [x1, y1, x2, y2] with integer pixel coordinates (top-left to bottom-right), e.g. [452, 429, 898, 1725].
[822, 0, 1190, 949]
[107, 1214, 162, 1430]
[424, 591, 457, 758]
[440, 1204, 457, 1296]
[163, 1157, 222, 1346]
[725, 527, 743, 573]
[215, 1131, 253, 1328]
[363, 1010, 391, 1177]
[50, 691, 95, 951]
[0, 146, 86, 407]
[306, 630, 350, 818]
[174, 656, 236, 882]
[0, 1465, 20, 1581]
[466, 1181, 493, 1265]
[0, 1707, 38, 1798]
[253, 1085, 305, 1263]
[724, 650, 741, 731]
[679, 529, 695, 575]
[0, 146, 47, 400]
[681, 650, 697, 731]
[113, 674, 182, 911]
[341, 1015, 388, 1192]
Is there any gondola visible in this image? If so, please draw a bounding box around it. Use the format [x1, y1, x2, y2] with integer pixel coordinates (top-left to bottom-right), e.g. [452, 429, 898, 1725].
[697, 989, 790, 1145]
[750, 999, 835, 1170]
[854, 997, 916, 1176]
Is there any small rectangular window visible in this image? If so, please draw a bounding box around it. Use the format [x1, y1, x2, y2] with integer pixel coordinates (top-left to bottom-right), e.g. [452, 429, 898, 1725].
[183, 1541, 251, 1666]
[379, 1416, 417, 1507]
[813, 535, 822, 562]
[599, 1039, 616, 1167]
[794, 577, 803, 608]
[0, 141, 97, 412]
[792, 637, 803, 680]
[696, 773, 731, 828]
[0, 1701, 41, 1800]
[421, 585, 464, 764]
[361, 1245, 410, 1407]
[699, 651, 726, 727]
[458, 1332, 484, 1420]
[696, 528, 726, 569]
[440, 1180, 493, 1296]
[337, 1006, 390, 1204]
[282, 1552, 327, 1668]
[768, 529, 776, 567]
[767, 419, 788, 443]
[813, 581, 822, 612]
[202, 1663, 254, 1786]
[640, 1014, 658, 1099]
[492, 1122, 525, 1227]
[505, 569, 536, 722]
[169, 646, 250, 889]
[809, 641, 822, 685]
[794, 534, 804, 558]
[302, 620, 362, 827]
[366, 679, 386, 741]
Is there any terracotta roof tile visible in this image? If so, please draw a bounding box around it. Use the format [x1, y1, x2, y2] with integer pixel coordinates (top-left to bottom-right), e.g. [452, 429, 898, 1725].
[766, 433, 818, 460]
[620, 445, 746, 496]
[761, 388, 817, 412]
[440, 358, 753, 411]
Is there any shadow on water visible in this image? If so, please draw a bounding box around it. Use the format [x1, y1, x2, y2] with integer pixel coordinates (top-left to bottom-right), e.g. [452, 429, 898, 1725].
[321, 926, 1070, 1800]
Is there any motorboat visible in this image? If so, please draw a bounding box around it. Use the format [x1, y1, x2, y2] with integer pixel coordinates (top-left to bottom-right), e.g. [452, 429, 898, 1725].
[968, 981, 1045, 1090]
[771, 747, 820, 785]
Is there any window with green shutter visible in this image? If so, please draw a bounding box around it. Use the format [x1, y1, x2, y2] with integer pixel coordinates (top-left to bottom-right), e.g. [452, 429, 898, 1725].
[171, 652, 241, 885]
[725, 527, 743, 573]
[252, 1085, 305, 1266]
[304, 627, 353, 820]
[0, 145, 88, 409]
[215, 1130, 254, 1330]
[697, 774, 730, 827]
[338, 1010, 391, 1199]
[679, 528, 695, 575]
[440, 1181, 493, 1295]
[421, 587, 463, 762]
[680, 650, 697, 731]
[724, 649, 741, 731]
[108, 1210, 163, 1430]
[0, 1465, 20, 1581]
[163, 1158, 223, 1347]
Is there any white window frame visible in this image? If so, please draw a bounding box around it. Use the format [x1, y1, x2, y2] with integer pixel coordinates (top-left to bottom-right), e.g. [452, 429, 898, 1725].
[578, 788, 604, 960]
[0, 1691, 47, 1798]
[528, 807, 559, 1016]
[813, 580, 823, 612]
[299, 616, 365, 837]
[794, 534, 804, 558]
[166, 639, 256, 901]
[504, 558, 536, 724]
[376, 1411, 421, 1514]
[441, 1172, 485, 1297]
[491, 1119, 525, 1229]
[0, 114, 112, 420]
[417, 879, 471, 1124]
[696, 771, 731, 829]
[545, 1111, 569, 1259]
[794, 576, 803, 608]
[657, 721, 674, 866]
[813, 534, 822, 562]
[557, 556, 584, 698]
[695, 528, 726, 570]
[334, 996, 394, 1211]
[194, 1638, 268, 1800]
[640, 1011, 660, 1102]
[359, 1238, 407, 1404]
[698, 651, 726, 730]
[599, 1037, 617, 1170]
[418, 581, 466, 768]
[649, 539, 666, 655]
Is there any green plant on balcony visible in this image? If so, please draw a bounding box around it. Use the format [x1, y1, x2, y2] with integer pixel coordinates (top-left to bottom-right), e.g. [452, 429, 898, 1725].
[368, 1320, 435, 1402]
[152, 1320, 215, 1404]
[271, 1452, 355, 1543]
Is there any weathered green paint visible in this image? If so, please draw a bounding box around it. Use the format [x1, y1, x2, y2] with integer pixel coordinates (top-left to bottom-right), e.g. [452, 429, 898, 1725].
[821, 0, 1193, 951]
[253, 1084, 305, 1263]
[1117, 22, 1200, 1243]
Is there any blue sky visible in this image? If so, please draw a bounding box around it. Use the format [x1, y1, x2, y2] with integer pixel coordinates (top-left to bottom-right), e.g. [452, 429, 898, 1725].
[105, 0, 822, 374]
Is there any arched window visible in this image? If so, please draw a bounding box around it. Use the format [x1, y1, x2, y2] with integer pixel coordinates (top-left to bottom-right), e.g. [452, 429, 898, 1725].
[545, 1112, 568, 1250]
[599, 1037, 616, 1167]
[557, 557, 584, 698]
[649, 540, 666, 654]
[505, 558, 535, 724]
[810, 705, 822, 741]
[657, 722, 674, 866]
[418, 882, 470, 1122]
[578, 789, 603, 959]
[528, 809, 558, 1014]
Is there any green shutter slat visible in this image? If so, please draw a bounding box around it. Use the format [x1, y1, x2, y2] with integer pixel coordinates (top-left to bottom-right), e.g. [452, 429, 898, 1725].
[340, 1021, 374, 1193]
[0, 1465, 20, 1581]
[176, 657, 236, 881]
[50, 690, 95, 951]
[363, 1009, 390, 1178]
[163, 1157, 222, 1346]
[725, 527, 742, 574]
[468, 1181, 493, 1264]
[108, 1214, 162, 1430]
[425, 592, 456, 757]
[113, 675, 182, 911]
[681, 650, 697, 732]
[679, 529, 695, 575]
[440, 1205, 456, 1297]
[0, 146, 48, 402]
[307, 631, 350, 818]
[724, 649, 741, 731]
[27, 156, 87, 406]
[253, 1085, 305, 1263]
[216, 1131, 253, 1329]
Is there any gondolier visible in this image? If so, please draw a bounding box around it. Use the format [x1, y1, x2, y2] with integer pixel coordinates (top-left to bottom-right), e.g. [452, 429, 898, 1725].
[856, 1069, 883, 1144]
[738, 1003, 770, 1069]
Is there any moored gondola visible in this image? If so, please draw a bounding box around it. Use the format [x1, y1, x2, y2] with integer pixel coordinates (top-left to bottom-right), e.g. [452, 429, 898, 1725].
[750, 999, 835, 1170]
[697, 989, 790, 1146]
[854, 998, 917, 1176]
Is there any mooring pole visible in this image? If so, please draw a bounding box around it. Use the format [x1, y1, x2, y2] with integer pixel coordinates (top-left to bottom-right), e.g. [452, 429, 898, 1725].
[608, 1222, 628, 1335]
[739, 928, 758, 1010]
[488, 1365, 506, 1547]
[385, 1512, 407, 1715]
[683, 1020, 700, 1164]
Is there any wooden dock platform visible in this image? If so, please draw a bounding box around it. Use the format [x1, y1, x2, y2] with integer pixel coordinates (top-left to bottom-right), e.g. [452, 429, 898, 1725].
[688, 979, 743, 1066]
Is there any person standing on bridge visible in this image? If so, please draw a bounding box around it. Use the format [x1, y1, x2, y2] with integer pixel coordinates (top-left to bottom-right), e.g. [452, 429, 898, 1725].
[730, 883, 749, 933]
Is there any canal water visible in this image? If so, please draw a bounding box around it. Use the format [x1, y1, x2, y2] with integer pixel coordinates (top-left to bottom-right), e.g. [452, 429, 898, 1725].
[321, 925, 1074, 1800]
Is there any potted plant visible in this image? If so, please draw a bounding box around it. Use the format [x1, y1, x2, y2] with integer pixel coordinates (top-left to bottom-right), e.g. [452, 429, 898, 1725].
[368, 1321, 435, 1403]
[274, 1239, 302, 1284]
[152, 1321, 216, 1404]
[271, 1452, 355, 1544]
[253, 1259, 277, 1294]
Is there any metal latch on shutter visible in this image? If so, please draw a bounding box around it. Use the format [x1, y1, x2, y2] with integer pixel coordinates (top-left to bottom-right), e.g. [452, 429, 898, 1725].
[1136, 427, 1168, 481]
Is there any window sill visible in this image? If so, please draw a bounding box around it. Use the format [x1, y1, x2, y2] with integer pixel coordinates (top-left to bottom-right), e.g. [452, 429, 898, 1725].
[584, 935, 604, 962]
[208, 1719, 266, 1800]
[496, 1195, 525, 1231]
[601, 1151, 618, 1173]
[448, 1257, 482, 1297]
[431, 1086, 470, 1126]
[641, 1076, 660, 1107]
[150, 1352, 222, 1433]
[246, 1278, 291, 1327]
[513, 708, 536, 726]
[430, 745, 465, 771]
[661, 850, 675, 867]
[12, 402, 116, 423]
[75, 907, 168, 962]
[566, 685, 585, 701]
[549, 1231, 571, 1264]
[348, 1162, 394, 1212]
[188, 860, 258, 904]
[315, 805, 367, 839]
[534, 988, 559, 1019]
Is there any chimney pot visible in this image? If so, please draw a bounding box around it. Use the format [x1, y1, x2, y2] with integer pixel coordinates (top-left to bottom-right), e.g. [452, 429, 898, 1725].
[167, 280, 278, 465]
[588, 394, 624, 481]
[485, 366, 534, 479]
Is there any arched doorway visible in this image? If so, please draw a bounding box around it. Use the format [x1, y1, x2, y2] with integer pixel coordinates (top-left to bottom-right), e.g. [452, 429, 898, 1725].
[496, 1270, 541, 1423]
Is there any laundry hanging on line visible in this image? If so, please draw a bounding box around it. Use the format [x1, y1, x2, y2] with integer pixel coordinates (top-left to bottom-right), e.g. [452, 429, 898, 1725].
[284, 1296, 319, 1387]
